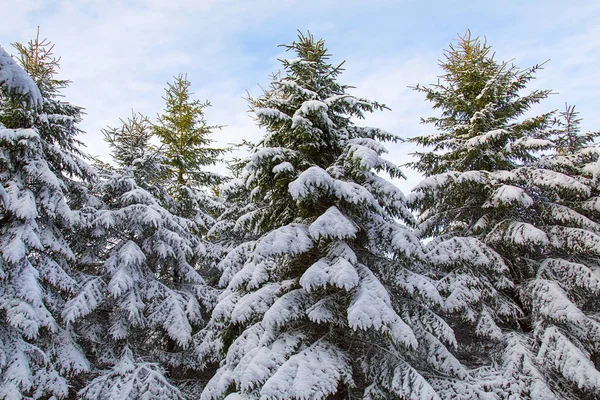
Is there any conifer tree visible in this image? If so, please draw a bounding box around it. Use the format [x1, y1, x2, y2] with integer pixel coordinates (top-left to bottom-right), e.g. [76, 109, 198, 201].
[102, 111, 154, 168]
[409, 32, 600, 399]
[68, 111, 215, 399]
[154, 74, 225, 226]
[0, 34, 94, 399]
[198, 32, 464, 400]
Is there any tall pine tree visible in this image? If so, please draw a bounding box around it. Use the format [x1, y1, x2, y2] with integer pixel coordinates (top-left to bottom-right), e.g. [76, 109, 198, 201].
[68, 110, 215, 399]
[197, 32, 465, 400]
[154, 74, 225, 227]
[409, 32, 600, 399]
[0, 33, 94, 399]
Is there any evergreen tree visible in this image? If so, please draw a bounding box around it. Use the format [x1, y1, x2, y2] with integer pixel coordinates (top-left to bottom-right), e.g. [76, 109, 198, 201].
[154, 74, 225, 226]
[197, 32, 464, 400]
[0, 34, 94, 399]
[409, 32, 600, 399]
[68, 111, 216, 399]
[155, 73, 223, 187]
[102, 111, 154, 168]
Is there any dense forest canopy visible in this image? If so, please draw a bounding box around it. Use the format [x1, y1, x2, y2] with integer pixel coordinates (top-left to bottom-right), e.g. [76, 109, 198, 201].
[0, 29, 598, 400]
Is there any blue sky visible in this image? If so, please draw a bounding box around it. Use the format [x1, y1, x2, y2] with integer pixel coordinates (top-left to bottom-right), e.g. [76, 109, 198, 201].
[1, 0, 599, 192]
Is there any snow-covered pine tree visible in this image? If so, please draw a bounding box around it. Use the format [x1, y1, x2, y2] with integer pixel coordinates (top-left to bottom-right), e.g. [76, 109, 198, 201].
[154, 73, 225, 227]
[198, 32, 464, 400]
[68, 111, 214, 399]
[0, 34, 94, 399]
[409, 32, 600, 399]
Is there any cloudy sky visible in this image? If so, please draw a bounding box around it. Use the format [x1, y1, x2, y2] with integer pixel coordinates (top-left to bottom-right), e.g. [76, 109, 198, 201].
[1, 0, 598, 192]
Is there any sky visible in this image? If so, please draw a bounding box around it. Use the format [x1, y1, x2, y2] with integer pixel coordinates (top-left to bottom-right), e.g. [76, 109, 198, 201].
[1, 0, 599, 193]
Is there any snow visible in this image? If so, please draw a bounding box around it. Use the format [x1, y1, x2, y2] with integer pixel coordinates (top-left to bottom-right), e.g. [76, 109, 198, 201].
[347, 265, 417, 348]
[347, 137, 388, 154]
[528, 279, 590, 328]
[465, 129, 507, 148]
[508, 167, 590, 197]
[212, 290, 242, 322]
[260, 341, 352, 400]
[277, 78, 318, 99]
[230, 282, 281, 324]
[540, 258, 600, 294]
[439, 272, 484, 315]
[417, 329, 467, 378]
[106, 241, 146, 297]
[263, 289, 309, 329]
[308, 206, 357, 240]
[1, 226, 32, 263]
[0, 45, 42, 106]
[299, 257, 360, 292]
[365, 173, 415, 224]
[537, 326, 600, 392]
[367, 358, 442, 400]
[147, 286, 199, 347]
[79, 348, 186, 400]
[426, 236, 508, 272]
[51, 328, 91, 375]
[326, 241, 357, 264]
[254, 224, 313, 258]
[486, 185, 533, 208]
[475, 307, 503, 339]
[332, 179, 380, 209]
[272, 161, 294, 174]
[345, 142, 380, 169]
[395, 268, 443, 305]
[288, 166, 333, 200]
[218, 242, 256, 287]
[306, 296, 344, 325]
[228, 260, 272, 290]
[548, 226, 600, 255]
[62, 277, 106, 323]
[255, 108, 292, 122]
[204, 331, 306, 399]
[506, 136, 553, 152]
[502, 333, 557, 400]
[289, 166, 380, 209]
[0, 127, 39, 143]
[545, 203, 600, 232]
[378, 221, 423, 258]
[486, 221, 549, 247]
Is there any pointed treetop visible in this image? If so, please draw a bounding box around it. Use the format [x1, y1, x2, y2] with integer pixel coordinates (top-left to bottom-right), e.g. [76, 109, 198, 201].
[552, 103, 599, 155]
[410, 30, 553, 175]
[102, 110, 154, 168]
[12, 27, 69, 98]
[154, 73, 225, 187]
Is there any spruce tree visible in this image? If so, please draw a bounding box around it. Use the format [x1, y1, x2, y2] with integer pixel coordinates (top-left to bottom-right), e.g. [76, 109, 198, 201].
[0, 34, 94, 399]
[102, 111, 154, 168]
[409, 32, 600, 399]
[198, 32, 464, 400]
[154, 74, 225, 226]
[68, 111, 215, 399]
